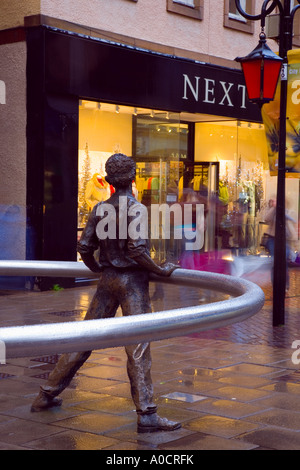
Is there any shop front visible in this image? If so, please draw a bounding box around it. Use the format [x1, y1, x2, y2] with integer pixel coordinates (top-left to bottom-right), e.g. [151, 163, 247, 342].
[26, 25, 265, 288]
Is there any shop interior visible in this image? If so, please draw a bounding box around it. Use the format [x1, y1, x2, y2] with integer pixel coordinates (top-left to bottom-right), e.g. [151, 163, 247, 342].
[78, 100, 300, 267]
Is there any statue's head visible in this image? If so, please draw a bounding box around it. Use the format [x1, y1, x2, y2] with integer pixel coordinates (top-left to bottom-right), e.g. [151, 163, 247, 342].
[105, 153, 136, 188]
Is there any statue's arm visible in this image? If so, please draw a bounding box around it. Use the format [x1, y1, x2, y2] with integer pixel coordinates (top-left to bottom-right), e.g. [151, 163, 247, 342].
[132, 252, 179, 277]
[77, 206, 103, 273]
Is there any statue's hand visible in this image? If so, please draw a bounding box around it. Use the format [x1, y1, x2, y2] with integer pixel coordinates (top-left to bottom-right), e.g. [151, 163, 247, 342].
[80, 253, 104, 273]
[92, 263, 104, 273]
[159, 262, 180, 277]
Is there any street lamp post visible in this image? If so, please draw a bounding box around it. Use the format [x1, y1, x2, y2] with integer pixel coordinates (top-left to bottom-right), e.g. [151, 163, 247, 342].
[235, 0, 300, 326]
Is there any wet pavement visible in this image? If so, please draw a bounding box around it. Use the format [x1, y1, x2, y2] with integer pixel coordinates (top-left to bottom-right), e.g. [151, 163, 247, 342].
[0, 260, 299, 450]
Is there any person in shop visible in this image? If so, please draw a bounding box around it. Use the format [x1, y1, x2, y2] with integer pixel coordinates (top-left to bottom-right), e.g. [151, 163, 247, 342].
[217, 181, 231, 250]
[178, 186, 208, 270]
[31, 153, 181, 434]
[85, 172, 111, 209]
[285, 199, 298, 266]
[262, 196, 296, 291]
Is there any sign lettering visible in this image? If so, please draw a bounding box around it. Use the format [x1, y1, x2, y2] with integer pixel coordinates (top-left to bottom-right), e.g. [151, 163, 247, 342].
[219, 81, 234, 107]
[182, 74, 247, 110]
[182, 74, 200, 101]
[203, 78, 215, 104]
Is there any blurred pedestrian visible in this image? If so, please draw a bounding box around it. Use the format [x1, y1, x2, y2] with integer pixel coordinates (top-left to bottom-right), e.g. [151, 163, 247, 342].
[263, 196, 295, 291]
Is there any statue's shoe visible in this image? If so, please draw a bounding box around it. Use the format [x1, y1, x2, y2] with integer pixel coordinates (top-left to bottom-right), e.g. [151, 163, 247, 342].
[137, 413, 181, 433]
[31, 389, 63, 412]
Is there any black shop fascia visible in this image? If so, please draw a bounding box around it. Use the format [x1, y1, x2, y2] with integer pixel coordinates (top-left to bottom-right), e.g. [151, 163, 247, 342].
[26, 25, 261, 288]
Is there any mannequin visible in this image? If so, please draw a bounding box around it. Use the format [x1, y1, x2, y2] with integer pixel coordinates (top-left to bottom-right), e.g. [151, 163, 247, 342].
[85, 173, 111, 209]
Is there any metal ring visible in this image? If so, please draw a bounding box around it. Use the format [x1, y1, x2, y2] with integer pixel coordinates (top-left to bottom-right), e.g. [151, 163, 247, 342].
[0, 261, 265, 359]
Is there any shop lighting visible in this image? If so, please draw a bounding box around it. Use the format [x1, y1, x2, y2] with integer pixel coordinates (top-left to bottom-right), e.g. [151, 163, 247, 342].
[115, 105, 120, 113]
[133, 108, 138, 116]
[82, 100, 98, 109]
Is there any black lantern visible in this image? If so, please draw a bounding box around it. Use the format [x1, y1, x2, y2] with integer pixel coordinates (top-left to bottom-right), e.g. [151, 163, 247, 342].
[236, 32, 283, 107]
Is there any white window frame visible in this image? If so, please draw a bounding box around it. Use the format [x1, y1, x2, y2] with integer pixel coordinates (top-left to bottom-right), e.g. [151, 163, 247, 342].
[229, 0, 247, 23]
[167, 0, 203, 20]
[224, 0, 254, 34]
[174, 0, 195, 6]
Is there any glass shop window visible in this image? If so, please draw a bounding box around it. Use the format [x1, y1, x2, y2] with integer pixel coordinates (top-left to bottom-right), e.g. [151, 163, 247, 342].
[78, 101, 183, 264]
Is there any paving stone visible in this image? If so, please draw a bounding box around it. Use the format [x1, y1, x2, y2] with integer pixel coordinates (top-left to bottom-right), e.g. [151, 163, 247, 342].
[105, 422, 193, 446]
[186, 397, 272, 419]
[217, 363, 285, 376]
[158, 432, 259, 450]
[54, 411, 135, 434]
[23, 430, 120, 450]
[237, 426, 300, 450]
[184, 415, 262, 438]
[0, 418, 64, 446]
[203, 385, 273, 402]
[246, 408, 300, 430]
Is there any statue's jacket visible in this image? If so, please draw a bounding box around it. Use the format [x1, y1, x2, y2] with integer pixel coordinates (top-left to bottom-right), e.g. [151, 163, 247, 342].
[78, 193, 149, 270]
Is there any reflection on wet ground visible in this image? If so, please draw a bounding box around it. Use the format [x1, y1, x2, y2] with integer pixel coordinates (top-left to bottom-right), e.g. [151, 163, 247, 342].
[0, 263, 299, 450]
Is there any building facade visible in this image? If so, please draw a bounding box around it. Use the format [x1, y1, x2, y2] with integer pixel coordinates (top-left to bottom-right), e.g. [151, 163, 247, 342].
[0, 0, 299, 288]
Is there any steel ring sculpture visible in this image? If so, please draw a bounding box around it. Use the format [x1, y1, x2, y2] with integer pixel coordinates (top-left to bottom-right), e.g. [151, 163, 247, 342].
[0, 260, 265, 359]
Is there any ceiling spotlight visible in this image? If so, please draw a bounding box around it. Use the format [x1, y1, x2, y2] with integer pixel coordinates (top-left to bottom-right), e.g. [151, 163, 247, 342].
[115, 105, 120, 113]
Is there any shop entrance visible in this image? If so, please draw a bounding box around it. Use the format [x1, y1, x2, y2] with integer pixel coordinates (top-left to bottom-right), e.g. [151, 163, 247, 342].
[133, 112, 183, 263]
[179, 162, 219, 253]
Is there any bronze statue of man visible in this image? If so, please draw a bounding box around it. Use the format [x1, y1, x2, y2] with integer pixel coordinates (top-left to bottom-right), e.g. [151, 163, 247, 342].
[31, 153, 181, 433]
